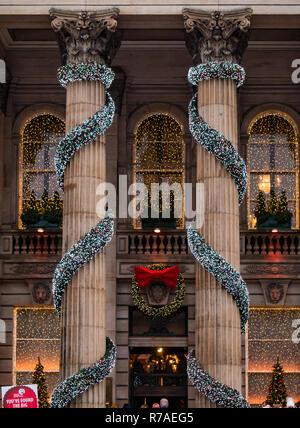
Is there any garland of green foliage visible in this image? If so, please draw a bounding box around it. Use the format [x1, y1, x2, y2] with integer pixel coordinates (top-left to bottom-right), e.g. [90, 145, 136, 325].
[131, 264, 185, 318]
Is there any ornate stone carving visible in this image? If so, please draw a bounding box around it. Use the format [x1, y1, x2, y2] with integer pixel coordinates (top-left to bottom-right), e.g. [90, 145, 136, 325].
[32, 282, 52, 304]
[260, 280, 290, 305]
[49, 8, 120, 65]
[3, 262, 56, 276]
[241, 263, 297, 276]
[146, 281, 170, 306]
[182, 8, 253, 64]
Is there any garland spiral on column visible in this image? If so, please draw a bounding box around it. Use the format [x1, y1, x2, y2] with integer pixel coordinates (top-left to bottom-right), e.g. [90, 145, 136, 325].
[50, 62, 116, 408]
[186, 62, 250, 408]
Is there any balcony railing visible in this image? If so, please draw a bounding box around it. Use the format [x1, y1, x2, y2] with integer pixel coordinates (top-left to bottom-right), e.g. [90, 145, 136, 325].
[126, 231, 189, 255]
[0, 230, 62, 256]
[241, 230, 300, 256]
[120, 229, 300, 257]
[1, 229, 300, 257]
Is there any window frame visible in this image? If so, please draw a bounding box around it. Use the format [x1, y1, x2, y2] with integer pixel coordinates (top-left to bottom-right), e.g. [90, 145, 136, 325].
[133, 112, 185, 230]
[13, 306, 60, 392]
[18, 111, 65, 229]
[247, 110, 299, 230]
[246, 305, 300, 406]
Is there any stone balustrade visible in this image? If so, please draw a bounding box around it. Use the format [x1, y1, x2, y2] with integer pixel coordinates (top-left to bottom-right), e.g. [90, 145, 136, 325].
[1, 229, 300, 258]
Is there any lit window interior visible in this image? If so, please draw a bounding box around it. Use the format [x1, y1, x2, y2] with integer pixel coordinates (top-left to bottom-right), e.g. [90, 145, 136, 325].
[248, 307, 300, 405]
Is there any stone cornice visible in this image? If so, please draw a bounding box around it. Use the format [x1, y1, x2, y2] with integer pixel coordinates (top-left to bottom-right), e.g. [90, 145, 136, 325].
[183, 8, 253, 64]
[49, 8, 120, 65]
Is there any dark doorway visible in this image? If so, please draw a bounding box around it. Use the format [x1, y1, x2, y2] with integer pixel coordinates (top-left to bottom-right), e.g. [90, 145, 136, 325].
[129, 347, 187, 409]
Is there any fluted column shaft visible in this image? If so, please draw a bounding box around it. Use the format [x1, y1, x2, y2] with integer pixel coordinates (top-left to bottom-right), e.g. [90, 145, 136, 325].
[60, 80, 106, 408]
[183, 8, 252, 408]
[195, 78, 241, 408]
[50, 8, 120, 408]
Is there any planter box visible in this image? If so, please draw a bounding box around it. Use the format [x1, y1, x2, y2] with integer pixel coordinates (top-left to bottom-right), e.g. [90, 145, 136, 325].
[141, 218, 177, 230]
[257, 215, 291, 230]
[24, 216, 61, 230]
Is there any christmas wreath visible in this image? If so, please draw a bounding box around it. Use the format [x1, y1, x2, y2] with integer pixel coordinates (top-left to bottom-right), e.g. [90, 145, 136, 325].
[131, 264, 185, 318]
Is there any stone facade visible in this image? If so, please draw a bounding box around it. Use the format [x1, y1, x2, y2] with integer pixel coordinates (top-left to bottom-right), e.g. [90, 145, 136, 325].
[0, 4, 300, 408]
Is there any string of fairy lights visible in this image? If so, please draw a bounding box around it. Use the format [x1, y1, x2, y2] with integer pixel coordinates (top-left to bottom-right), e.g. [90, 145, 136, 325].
[135, 114, 185, 228]
[186, 61, 250, 408]
[248, 111, 299, 229]
[248, 308, 300, 405]
[20, 114, 65, 227]
[50, 62, 117, 408]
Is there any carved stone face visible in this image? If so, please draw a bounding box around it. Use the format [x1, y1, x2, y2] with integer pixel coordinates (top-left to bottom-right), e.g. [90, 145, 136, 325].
[267, 283, 284, 304]
[32, 283, 51, 304]
[148, 281, 168, 304]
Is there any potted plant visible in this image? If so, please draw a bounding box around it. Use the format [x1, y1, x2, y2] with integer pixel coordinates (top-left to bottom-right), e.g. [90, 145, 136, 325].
[20, 191, 41, 228]
[141, 191, 177, 230]
[21, 190, 63, 229]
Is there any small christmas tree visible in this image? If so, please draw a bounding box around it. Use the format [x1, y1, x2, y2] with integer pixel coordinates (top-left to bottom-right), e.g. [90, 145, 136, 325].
[266, 358, 287, 408]
[255, 191, 267, 215]
[21, 190, 40, 227]
[43, 191, 63, 225]
[41, 190, 51, 214]
[32, 357, 50, 408]
[278, 190, 289, 213]
[268, 189, 279, 216]
[254, 191, 268, 224]
[276, 190, 292, 225]
[52, 191, 62, 212]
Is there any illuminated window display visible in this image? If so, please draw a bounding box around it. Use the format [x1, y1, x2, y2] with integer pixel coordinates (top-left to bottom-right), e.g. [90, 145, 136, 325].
[248, 112, 299, 229]
[19, 114, 65, 228]
[248, 307, 300, 405]
[13, 307, 60, 395]
[134, 114, 184, 229]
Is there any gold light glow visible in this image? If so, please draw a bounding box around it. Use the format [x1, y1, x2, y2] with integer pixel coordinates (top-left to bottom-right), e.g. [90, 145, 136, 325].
[18, 113, 65, 229]
[248, 307, 300, 405]
[247, 110, 299, 229]
[133, 113, 185, 229]
[258, 174, 271, 194]
[13, 307, 60, 394]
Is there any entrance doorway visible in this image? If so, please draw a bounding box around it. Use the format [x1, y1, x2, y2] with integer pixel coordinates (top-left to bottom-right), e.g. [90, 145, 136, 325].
[129, 347, 187, 408]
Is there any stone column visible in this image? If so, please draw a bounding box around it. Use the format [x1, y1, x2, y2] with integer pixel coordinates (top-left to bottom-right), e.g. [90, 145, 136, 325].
[183, 9, 252, 408]
[50, 9, 120, 408]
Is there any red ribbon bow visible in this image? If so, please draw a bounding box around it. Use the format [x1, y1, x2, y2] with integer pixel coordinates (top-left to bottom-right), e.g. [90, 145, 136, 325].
[134, 266, 179, 290]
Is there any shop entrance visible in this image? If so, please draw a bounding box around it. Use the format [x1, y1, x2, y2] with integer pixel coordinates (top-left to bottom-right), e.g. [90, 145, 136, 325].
[129, 347, 187, 409]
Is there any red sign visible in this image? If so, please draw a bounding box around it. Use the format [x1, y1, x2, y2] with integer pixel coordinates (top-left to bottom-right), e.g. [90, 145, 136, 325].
[2, 385, 39, 409]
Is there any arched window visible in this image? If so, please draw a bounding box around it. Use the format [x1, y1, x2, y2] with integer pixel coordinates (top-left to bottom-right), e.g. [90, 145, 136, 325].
[19, 113, 65, 229]
[248, 111, 299, 229]
[134, 114, 184, 229]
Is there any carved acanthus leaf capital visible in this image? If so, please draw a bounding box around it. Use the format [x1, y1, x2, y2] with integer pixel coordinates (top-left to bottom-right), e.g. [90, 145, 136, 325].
[182, 8, 253, 64]
[49, 8, 120, 65]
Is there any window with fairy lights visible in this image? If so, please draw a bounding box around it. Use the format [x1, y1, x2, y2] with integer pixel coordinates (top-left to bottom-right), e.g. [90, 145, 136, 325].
[247, 307, 300, 406]
[248, 111, 299, 230]
[134, 114, 185, 229]
[13, 307, 60, 396]
[19, 113, 65, 229]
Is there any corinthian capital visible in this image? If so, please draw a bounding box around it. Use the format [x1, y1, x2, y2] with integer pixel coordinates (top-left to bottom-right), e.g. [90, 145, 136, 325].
[183, 8, 252, 64]
[49, 8, 120, 65]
